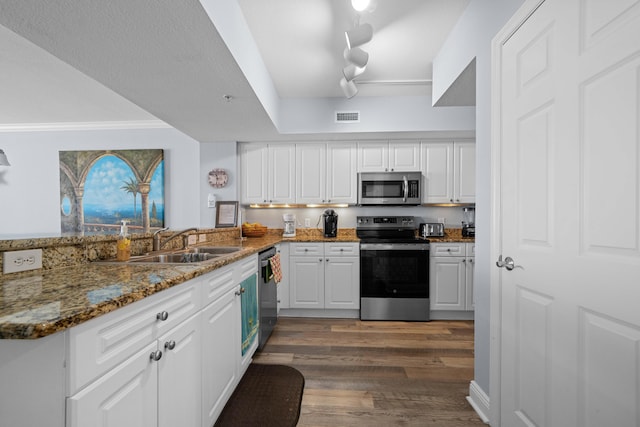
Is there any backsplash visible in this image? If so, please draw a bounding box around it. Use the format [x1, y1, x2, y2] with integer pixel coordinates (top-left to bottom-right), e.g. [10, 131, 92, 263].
[0, 228, 242, 276]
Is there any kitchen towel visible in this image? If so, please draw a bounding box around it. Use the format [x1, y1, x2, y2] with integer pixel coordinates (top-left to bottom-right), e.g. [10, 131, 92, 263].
[269, 253, 282, 284]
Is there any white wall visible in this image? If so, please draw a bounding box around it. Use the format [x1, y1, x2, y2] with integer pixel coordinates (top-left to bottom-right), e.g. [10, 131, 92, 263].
[0, 127, 201, 238]
[432, 0, 526, 405]
[198, 141, 240, 228]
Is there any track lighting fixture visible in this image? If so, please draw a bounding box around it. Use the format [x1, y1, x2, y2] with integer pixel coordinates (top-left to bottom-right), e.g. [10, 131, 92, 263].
[351, 0, 377, 13]
[345, 23, 373, 49]
[339, 77, 358, 98]
[0, 149, 10, 166]
[343, 47, 369, 68]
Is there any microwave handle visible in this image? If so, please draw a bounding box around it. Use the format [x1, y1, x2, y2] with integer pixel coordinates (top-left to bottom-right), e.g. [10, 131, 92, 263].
[403, 175, 408, 202]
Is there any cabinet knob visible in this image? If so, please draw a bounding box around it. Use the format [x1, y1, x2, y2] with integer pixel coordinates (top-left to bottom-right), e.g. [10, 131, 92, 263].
[156, 311, 169, 321]
[165, 340, 176, 350]
[340, 248, 344, 252]
[235, 287, 246, 296]
[319, 258, 323, 262]
[326, 258, 329, 262]
[469, 259, 473, 264]
[462, 259, 466, 263]
[304, 248, 309, 252]
[150, 350, 163, 361]
[446, 248, 451, 252]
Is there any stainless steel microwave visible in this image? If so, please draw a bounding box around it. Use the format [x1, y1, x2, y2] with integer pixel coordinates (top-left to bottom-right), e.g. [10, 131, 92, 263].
[357, 172, 422, 205]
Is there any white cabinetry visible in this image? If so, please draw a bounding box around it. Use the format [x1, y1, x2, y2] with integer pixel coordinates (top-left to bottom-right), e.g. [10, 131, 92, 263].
[275, 243, 290, 311]
[66, 254, 259, 427]
[421, 141, 475, 204]
[240, 143, 295, 204]
[430, 243, 474, 318]
[357, 141, 420, 172]
[289, 242, 359, 311]
[296, 142, 357, 204]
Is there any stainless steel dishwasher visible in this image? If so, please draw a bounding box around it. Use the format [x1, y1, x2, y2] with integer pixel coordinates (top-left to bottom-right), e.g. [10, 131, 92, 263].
[258, 246, 277, 350]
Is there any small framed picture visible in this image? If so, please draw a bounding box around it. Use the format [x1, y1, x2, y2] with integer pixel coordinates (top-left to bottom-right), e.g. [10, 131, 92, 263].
[215, 201, 239, 228]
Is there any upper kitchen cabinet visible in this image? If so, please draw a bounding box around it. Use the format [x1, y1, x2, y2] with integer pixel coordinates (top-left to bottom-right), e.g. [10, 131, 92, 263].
[240, 143, 295, 204]
[421, 141, 475, 204]
[357, 141, 421, 172]
[296, 143, 357, 204]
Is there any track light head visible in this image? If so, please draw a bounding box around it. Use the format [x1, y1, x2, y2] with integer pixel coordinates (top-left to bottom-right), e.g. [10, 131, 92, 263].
[339, 77, 358, 98]
[343, 47, 369, 68]
[345, 23, 373, 49]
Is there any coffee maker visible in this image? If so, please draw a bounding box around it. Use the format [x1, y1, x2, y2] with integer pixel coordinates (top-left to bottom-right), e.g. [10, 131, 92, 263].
[462, 207, 475, 237]
[283, 214, 296, 237]
[322, 209, 338, 238]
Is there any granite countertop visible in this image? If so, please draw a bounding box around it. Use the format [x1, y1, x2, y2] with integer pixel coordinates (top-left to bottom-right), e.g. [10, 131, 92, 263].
[0, 229, 471, 340]
[0, 236, 280, 340]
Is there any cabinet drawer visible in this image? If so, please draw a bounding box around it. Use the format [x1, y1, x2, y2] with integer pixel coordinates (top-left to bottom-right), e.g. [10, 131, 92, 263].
[431, 243, 465, 256]
[237, 254, 258, 282]
[202, 265, 235, 307]
[290, 243, 324, 256]
[68, 280, 201, 394]
[325, 242, 359, 257]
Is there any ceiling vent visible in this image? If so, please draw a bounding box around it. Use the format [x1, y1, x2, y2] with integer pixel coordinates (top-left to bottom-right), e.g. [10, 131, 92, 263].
[335, 111, 360, 123]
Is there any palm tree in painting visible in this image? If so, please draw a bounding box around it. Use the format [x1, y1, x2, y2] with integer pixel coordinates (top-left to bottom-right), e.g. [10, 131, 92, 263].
[121, 177, 139, 222]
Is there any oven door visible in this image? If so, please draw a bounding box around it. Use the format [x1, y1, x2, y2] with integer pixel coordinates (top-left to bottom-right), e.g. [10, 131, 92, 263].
[359, 243, 430, 298]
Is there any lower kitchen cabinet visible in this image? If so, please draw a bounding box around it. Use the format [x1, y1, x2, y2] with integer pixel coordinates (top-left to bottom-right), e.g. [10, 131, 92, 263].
[275, 243, 290, 311]
[1, 254, 259, 427]
[289, 242, 359, 311]
[68, 312, 202, 427]
[430, 243, 474, 318]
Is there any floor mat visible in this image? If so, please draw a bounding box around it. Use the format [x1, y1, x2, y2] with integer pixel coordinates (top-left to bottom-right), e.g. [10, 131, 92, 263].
[214, 363, 305, 427]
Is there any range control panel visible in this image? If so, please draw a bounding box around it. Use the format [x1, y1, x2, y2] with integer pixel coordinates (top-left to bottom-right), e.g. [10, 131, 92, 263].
[356, 216, 416, 229]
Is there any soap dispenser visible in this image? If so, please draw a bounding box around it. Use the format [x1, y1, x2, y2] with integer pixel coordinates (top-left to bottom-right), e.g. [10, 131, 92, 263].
[117, 220, 131, 261]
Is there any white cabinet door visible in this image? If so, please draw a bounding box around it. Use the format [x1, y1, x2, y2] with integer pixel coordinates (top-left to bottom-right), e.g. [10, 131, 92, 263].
[465, 257, 474, 311]
[430, 257, 466, 311]
[240, 144, 268, 204]
[296, 144, 326, 204]
[276, 244, 290, 310]
[201, 286, 239, 427]
[67, 342, 158, 427]
[389, 141, 420, 171]
[422, 142, 454, 204]
[290, 257, 324, 309]
[324, 256, 360, 309]
[454, 141, 476, 203]
[357, 142, 389, 172]
[268, 144, 296, 203]
[158, 313, 202, 427]
[326, 142, 357, 203]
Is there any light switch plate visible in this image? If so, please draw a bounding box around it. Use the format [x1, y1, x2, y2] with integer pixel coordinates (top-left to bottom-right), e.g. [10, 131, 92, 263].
[3, 249, 43, 274]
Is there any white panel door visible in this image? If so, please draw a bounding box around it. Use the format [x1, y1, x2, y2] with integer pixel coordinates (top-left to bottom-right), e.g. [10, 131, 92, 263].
[296, 143, 326, 204]
[494, 0, 640, 426]
[240, 144, 268, 204]
[454, 141, 476, 203]
[158, 313, 202, 427]
[67, 342, 158, 427]
[357, 141, 388, 172]
[268, 144, 295, 203]
[290, 257, 324, 308]
[324, 256, 359, 309]
[389, 141, 420, 171]
[327, 142, 357, 204]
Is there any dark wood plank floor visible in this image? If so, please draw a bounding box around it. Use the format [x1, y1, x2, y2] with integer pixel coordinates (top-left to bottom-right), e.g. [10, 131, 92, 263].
[253, 317, 486, 427]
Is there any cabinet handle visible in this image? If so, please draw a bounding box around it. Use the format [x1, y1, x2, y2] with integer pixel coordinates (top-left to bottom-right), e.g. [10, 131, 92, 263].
[235, 287, 246, 296]
[165, 340, 176, 350]
[326, 258, 329, 262]
[446, 248, 451, 252]
[319, 258, 323, 262]
[469, 259, 473, 264]
[304, 248, 309, 252]
[340, 248, 344, 252]
[156, 311, 169, 321]
[462, 259, 466, 263]
[150, 350, 163, 361]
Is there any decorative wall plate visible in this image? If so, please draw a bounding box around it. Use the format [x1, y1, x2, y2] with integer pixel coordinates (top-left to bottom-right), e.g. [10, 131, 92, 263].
[208, 168, 228, 188]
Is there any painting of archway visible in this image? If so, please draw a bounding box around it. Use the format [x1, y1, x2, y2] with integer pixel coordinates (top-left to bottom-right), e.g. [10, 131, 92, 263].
[59, 149, 165, 235]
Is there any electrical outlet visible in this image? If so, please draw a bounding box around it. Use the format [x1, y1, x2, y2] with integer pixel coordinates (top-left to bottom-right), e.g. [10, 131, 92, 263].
[304, 218, 311, 228]
[3, 249, 43, 274]
[437, 217, 445, 224]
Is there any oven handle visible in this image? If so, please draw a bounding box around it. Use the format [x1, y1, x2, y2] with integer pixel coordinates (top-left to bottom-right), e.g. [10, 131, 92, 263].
[360, 243, 430, 251]
[403, 175, 408, 202]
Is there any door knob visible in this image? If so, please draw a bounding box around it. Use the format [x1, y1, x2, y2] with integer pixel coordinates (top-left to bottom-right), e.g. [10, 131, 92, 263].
[496, 255, 515, 271]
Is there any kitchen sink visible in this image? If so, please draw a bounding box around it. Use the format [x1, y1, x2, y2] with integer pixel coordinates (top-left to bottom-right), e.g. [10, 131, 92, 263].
[186, 246, 242, 255]
[129, 252, 220, 264]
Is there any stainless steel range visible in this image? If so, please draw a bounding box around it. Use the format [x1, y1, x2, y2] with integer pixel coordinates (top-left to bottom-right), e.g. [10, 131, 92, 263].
[357, 216, 430, 321]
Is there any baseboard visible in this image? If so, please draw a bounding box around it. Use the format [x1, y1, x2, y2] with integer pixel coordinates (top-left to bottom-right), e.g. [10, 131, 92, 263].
[430, 310, 474, 320]
[278, 308, 360, 319]
[467, 380, 491, 424]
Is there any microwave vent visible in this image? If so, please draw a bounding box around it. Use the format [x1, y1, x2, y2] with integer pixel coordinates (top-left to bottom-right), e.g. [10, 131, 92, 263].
[335, 111, 360, 123]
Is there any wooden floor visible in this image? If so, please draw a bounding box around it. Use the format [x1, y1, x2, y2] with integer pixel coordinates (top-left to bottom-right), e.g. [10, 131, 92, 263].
[253, 317, 485, 427]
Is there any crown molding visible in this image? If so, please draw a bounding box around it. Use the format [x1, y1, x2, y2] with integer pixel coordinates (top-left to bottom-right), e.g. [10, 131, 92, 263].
[0, 120, 171, 132]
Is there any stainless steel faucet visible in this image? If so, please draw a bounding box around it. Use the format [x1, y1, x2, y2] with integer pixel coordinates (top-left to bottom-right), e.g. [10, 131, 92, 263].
[152, 227, 198, 251]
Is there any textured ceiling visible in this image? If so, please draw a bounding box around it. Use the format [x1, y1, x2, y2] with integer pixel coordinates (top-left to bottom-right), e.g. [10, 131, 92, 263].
[0, 0, 471, 141]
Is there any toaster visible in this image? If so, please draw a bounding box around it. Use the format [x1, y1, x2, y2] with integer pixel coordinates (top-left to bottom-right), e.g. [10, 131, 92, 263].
[419, 223, 445, 237]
